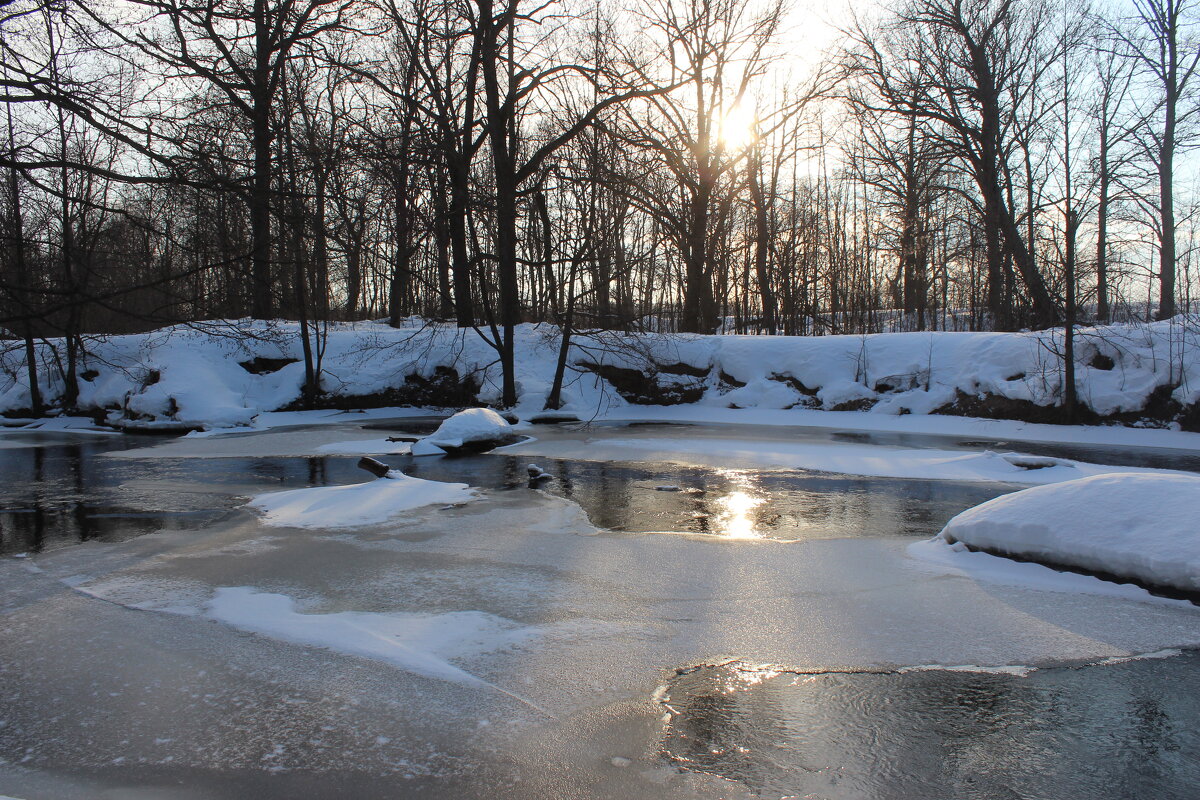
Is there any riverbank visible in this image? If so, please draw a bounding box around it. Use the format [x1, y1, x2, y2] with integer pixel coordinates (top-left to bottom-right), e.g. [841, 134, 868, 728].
[3, 317, 1199, 435]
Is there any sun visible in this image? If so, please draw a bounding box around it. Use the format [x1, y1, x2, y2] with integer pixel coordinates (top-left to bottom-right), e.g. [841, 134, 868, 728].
[718, 102, 757, 150]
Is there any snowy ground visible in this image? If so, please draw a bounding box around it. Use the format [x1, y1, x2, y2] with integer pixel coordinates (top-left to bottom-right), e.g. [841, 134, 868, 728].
[1, 415, 1198, 798]
[3, 318, 1200, 437]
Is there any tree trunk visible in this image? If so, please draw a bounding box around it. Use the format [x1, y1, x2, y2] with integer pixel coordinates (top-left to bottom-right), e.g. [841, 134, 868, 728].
[1096, 123, 1111, 323]
[478, 0, 519, 406]
[249, 2, 274, 320]
[747, 149, 777, 334]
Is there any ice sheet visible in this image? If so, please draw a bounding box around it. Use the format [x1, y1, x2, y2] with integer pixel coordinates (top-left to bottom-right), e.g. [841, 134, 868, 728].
[509, 434, 1194, 484]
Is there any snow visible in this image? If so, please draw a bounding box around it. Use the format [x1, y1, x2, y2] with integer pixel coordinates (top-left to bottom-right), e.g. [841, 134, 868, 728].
[2, 318, 1199, 445]
[248, 472, 475, 528]
[932, 473, 1200, 593]
[412, 408, 513, 456]
[906, 538, 1195, 607]
[206, 587, 537, 688]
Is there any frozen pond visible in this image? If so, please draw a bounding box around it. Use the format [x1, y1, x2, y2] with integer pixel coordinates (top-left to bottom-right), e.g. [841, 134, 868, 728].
[1, 417, 1198, 799]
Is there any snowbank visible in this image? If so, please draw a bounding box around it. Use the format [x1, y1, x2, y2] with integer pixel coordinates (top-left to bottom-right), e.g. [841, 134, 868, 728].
[412, 407, 514, 456]
[2, 317, 1199, 432]
[248, 472, 474, 528]
[936, 473, 1200, 593]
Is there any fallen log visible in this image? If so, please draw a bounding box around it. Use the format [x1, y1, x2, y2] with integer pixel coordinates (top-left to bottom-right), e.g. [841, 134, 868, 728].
[357, 457, 392, 478]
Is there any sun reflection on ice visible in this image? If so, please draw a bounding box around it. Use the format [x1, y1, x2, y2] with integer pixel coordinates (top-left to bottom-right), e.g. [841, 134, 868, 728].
[712, 472, 766, 539]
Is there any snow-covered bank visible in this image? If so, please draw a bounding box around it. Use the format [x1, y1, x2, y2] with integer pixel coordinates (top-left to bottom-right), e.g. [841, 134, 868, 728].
[931, 473, 1200, 595]
[2, 317, 1199, 435]
[249, 472, 475, 528]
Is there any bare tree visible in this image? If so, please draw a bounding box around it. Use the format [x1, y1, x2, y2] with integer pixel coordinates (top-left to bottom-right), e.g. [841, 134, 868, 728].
[1088, 30, 1138, 322]
[84, 0, 354, 320]
[848, 0, 1061, 329]
[1108, 0, 1200, 320]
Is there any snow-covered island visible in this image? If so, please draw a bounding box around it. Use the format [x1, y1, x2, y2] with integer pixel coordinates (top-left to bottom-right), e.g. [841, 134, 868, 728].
[410, 407, 520, 456]
[934, 473, 1200, 596]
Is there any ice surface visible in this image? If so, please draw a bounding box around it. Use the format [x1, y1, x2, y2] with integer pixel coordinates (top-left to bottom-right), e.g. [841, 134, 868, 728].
[597, 404, 1200, 451]
[4, 420, 1200, 799]
[43, 485, 1200, 689]
[248, 472, 475, 528]
[314, 438, 413, 456]
[104, 418, 436, 459]
[509, 435, 1192, 484]
[932, 473, 1200, 593]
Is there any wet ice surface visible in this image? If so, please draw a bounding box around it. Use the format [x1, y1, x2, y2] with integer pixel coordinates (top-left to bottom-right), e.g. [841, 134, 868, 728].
[1, 419, 1199, 799]
[660, 653, 1200, 799]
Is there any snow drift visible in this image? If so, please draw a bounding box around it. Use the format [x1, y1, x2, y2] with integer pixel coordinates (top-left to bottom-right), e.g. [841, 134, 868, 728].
[936, 473, 1200, 594]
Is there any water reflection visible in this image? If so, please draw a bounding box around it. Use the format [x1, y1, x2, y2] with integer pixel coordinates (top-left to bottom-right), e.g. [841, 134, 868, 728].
[6, 425, 1194, 555]
[412, 454, 1004, 541]
[0, 438, 1005, 552]
[711, 472, 767, 539]
[0, 436, 361, 555]
[659, 654, 1200, 799]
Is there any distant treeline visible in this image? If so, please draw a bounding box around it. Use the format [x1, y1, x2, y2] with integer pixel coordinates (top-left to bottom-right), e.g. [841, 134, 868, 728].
[1, 0, 1198, 409]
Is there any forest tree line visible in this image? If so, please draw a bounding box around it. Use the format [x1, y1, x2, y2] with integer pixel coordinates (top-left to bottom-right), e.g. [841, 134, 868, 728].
[1, 0, 1198, 408]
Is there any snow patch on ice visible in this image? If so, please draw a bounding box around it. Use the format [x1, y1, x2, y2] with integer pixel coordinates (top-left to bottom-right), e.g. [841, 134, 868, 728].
[907, 538, 1198, 608]
[248, 472, 475, 528]
[937, 473, 1200, 593]
[206, 587, 534, 687]
[1, 415, 120, 435]
[1090, 648, 1183, 666]
[896, 663, 1037, 677]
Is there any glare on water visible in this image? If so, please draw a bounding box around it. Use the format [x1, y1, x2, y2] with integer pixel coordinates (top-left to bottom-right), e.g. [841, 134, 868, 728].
[712, 471, 766, 539]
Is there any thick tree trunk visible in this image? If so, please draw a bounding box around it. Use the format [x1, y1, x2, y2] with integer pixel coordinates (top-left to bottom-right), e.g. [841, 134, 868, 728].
[478, 0, 519, 406]
[682, 183, 717, 334]
[1157, 130, 1176, 320]
[1096, 130, 1111, 323]
[249, 100, 273, 317]
[747, 151, 777, 334]
[389, 170, 413, 326]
